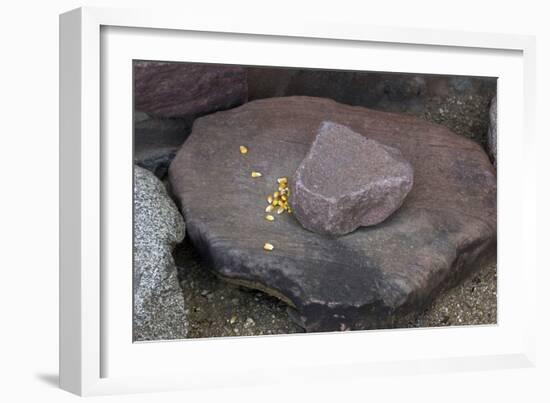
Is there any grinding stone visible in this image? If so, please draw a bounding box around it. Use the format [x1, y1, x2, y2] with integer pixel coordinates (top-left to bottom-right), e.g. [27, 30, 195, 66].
[169, 96, 496, 332]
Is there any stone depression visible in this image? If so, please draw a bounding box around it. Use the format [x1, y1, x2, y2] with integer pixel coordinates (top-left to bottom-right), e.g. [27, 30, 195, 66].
[169, 96, 497, 332]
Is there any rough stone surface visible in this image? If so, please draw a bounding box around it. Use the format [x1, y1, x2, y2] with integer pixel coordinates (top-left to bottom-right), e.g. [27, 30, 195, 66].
[291, 121, 413, 235]
[134, 62, 247, 119]
[169, 96, 497, 332]
[487, 96, 497, 167]
[134, 166, 187, 341]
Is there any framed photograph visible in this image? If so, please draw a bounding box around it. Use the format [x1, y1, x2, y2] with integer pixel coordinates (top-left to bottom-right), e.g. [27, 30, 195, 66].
[59, 6, 537, 396]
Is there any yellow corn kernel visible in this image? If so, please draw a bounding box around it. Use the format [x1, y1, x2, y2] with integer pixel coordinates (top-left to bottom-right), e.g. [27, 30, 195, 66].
[267, 195, 273, 204]
[251, 171, 262, 178]
[265, 214, 275, 221]
[277, 207, 284, 215]
[239, 145, 248, 154]
[263, 243, 274, 251]
[265, 205, 274, 213]
[277, 177, 287, 184]
[273, 191, 280, 198]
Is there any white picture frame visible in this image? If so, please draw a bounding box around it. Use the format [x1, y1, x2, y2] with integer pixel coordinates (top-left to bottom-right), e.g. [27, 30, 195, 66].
[59, 6, 537, 396]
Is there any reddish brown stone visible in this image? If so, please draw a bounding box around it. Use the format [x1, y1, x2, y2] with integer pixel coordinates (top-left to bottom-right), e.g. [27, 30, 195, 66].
[134, 62, 247, 118]
[290, 121, 413, 235]
[169, 96, 496, 332]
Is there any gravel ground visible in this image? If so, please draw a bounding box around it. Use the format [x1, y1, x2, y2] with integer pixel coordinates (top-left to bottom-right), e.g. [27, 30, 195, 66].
[397, 259, 497, 328]
[176, 238, 496, 339]
[420, 93, 493, 148]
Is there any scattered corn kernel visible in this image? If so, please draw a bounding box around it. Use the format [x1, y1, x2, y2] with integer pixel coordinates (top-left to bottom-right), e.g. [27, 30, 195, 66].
[263, 243, 274, 251]
[239, 145, 248, 154]
[262, 176, 292, 219]
[265, 214, 275, 221]
[251, 171, 262, 178]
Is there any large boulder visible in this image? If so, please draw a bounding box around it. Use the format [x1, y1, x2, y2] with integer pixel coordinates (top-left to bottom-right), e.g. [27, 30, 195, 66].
[290, 121, 413, 235]
[134, 166, 187, 341]
[169, 96, 497, 332]
[134, 62, 247, 119]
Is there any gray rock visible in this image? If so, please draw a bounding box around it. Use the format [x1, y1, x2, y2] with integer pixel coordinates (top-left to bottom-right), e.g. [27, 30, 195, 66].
[382, 76, 427, 101]
[135, 146, 179, 179]
[134, 112, 192, 179]
[134, 112, 191, 149]
[487, 96, 497, 167]
[169, 96, 496, 332]
[290, 121, 413, 235]
[133, 166, 187, 341]
[134, 62, 247, 119]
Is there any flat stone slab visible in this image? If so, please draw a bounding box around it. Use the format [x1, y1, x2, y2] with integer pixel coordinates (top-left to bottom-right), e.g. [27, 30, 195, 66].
[291, 121, 414, 235]
[169, 96, 496, 332]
